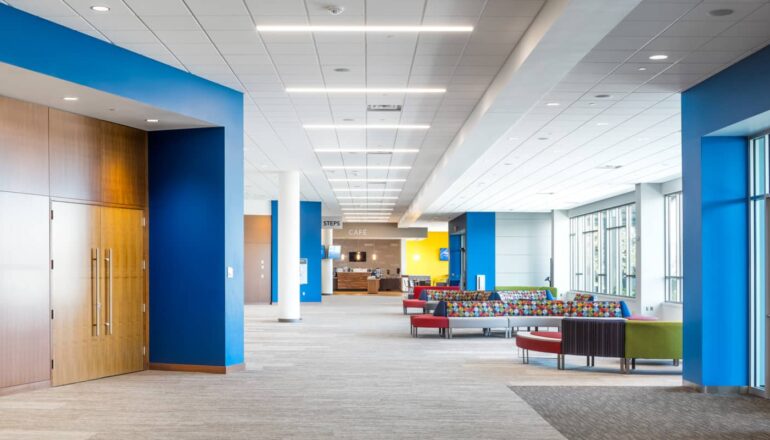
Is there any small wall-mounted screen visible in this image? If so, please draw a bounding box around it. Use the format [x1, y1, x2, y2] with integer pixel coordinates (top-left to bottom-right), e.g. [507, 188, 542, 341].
[439, 248, 449, 261]
[326, 245, 341, 260]
[349, 251, 366, 262]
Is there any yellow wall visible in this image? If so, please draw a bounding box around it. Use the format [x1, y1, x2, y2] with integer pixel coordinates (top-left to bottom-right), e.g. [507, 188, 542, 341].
[405, 232, 449, 284]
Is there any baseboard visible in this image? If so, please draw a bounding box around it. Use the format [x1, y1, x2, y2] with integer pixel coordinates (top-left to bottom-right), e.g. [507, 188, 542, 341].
[149, 362, 246, 374]
[0, 380, 50, 396]
[683, 379, 748, 395]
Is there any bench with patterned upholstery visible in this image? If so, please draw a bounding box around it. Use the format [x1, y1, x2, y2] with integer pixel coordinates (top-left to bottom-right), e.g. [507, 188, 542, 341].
[491, 290, 554, 302]
[402, 285, 459, 315]
[571, 292, 595, 302]
[427, 299, 631, 338]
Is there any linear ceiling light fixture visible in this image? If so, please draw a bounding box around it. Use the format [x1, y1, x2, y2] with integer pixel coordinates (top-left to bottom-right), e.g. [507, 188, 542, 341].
[90, 5, 110, 12]
[329, 178, 406, 182]
[257, 25, 473, 33]
[323, 165, 411, 170]
[287, 87, 444, 94]
[304, 124, 429, 130]
[339, 202, 396, 206]
[337, 196, 399, 199]
[316, 148, 419, 153]
[333, 188, 401, 192]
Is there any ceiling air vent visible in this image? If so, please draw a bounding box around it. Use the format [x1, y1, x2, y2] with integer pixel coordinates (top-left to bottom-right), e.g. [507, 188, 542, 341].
[367, 104, 402, 112]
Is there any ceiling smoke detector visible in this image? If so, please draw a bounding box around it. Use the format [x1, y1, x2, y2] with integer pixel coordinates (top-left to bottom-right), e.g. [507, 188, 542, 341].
[327, 5, 345, 15]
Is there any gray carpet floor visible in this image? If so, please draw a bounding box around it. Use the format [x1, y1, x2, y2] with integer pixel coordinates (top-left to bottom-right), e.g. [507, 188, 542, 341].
[511, 386, 770, 440]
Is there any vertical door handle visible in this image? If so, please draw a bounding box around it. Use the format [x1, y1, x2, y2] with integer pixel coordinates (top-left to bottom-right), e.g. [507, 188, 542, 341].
[92, 247, 101, 336]
[105, 248, 113, 335]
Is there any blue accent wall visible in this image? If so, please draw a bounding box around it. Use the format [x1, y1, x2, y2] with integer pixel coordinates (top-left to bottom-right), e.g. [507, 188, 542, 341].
[680, 45, 770, 386]
[0, 5, 244, 367]
[271, 200, 322, 303]
[448, 212, 496, 290]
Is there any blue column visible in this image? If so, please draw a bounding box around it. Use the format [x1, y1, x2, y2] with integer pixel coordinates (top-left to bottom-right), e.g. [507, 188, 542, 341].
[449, 212, 496, 290]
[271, 200, 322, 303]
[683, 136, 748, 387]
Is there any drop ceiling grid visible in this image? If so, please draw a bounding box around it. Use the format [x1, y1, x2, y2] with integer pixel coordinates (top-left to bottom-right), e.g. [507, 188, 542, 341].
[463, 102, 683, 211]
[426, 0, 770, 215]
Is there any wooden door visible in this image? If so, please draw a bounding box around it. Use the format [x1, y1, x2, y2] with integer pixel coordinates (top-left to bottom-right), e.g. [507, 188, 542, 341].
[100, 207, 145, 376]
[244, 215, 271, 304]
[50, 202, 104, 386]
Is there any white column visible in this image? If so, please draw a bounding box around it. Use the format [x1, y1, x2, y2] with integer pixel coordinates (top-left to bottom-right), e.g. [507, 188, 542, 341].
[321, 228, 334, 295]
[551, 210, 571, 299]
[278, 171, 301, 322]
[636, 183, 665, 318]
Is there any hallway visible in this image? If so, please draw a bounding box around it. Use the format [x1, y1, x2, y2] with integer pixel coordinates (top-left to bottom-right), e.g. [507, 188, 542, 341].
[0, 296, 680, 439]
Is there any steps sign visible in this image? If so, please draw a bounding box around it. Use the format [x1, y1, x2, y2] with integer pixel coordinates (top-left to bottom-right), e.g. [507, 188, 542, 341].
[322, 217, 343, 229]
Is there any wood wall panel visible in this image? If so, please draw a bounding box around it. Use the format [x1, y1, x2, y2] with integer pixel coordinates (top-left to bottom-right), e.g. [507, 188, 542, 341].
[49, 109, 102, 202]
[102, 123, 147, 207]
[0, 96, 49, 195]
[0, 192, 51, 388]
[244, 215, 271, 304]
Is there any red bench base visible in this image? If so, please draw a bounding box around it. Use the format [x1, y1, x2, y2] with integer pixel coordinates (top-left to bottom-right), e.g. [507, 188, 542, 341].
[516, 331, 564, 369]
[402, 299, 427, 315]
[410, 314, 448, 337]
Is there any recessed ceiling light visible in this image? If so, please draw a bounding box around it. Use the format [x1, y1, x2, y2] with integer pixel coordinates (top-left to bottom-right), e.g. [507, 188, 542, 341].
[286, 87, 445, 94]
[596, 164, 622, 170]
[594, 94, 612, 99]
[323, 166, 411, 170]
[339, 202, 396, 206]
[342, 118, 354, 122]
[256, 25, 474, 33]
[596, 122, 610, 126]
[546, 102, 560, 107]
[315, 148, 419, 153]
[508, 137, 520, 141]
[537, 192, 555, 196]
[90, 5, 110, 12]
[146, 119, 159, 123]
[304, 124, 429, 130]
[63, 96, 79, 101]
[709, 8, 734, 17]
[649, 54, 668, 61]
[504, 163, 513, 166]
[638, 67, 647, 71]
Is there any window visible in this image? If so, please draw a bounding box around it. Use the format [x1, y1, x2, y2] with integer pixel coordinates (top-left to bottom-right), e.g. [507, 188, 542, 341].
[750, 134, 767, 390]
[570, 204, 637, 297]
[664, 192, 683, 303]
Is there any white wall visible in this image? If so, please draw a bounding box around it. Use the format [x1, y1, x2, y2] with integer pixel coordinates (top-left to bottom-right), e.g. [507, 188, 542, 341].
[245, 199, 271, 215]
[495, 213, 552, 286]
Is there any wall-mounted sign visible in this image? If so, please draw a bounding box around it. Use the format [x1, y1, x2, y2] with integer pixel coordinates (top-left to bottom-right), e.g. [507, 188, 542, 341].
[299, 258, 308, 285]
[322, 216, 343, 229]
[337, 222, 427, 239]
